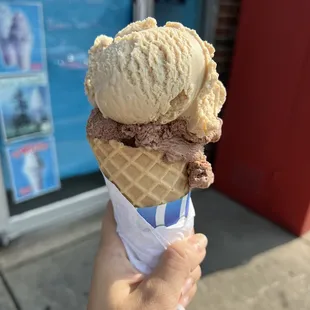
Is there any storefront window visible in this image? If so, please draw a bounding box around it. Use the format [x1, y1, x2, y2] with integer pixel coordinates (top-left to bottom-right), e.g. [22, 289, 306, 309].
[0, 0, 132, 216]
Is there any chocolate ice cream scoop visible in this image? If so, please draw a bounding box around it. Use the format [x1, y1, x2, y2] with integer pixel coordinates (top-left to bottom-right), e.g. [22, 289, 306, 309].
[86, 108, 214, 188]
[87, 108, 207, 162]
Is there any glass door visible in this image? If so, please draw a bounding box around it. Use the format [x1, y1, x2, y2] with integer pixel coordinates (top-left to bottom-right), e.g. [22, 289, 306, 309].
[0, 0, 132, 216]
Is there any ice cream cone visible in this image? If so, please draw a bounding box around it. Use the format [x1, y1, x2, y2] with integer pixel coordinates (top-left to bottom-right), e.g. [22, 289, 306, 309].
[88, 137, 189, 207]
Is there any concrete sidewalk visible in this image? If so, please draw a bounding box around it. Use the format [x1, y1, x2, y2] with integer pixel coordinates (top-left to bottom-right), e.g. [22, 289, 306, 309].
[0, 280, 15, 310]
[0, 189, 310, 310]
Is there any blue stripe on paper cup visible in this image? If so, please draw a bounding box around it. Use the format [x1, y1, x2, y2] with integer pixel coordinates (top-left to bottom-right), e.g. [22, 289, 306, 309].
[164, 199, 182, 226]
[137, 206, 157, 228]
[137, 193, 191, 228]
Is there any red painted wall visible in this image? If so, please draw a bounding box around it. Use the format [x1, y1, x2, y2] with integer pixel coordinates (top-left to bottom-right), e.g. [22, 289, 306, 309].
[214, 0, 310, 235]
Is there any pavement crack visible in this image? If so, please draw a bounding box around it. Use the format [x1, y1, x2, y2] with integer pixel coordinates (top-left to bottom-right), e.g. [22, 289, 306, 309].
[0, 270, 22, 310]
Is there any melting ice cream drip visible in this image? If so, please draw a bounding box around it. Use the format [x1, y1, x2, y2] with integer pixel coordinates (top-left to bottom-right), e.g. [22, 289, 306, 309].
[22, 151, 45, 193]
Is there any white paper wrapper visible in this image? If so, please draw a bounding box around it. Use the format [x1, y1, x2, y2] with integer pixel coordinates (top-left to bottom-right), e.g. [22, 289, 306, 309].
[104, 177, 195, 275]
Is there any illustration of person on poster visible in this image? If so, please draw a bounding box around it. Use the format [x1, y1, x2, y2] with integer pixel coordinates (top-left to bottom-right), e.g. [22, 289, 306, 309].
[0, 3, 45, 75]
[0, 74, 53, 142]
[6, 137, 60, 203]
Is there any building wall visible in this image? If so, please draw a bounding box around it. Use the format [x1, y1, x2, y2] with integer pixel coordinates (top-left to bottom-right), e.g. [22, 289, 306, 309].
[206, 0, 241, 163]
[214, 0, 241, 85]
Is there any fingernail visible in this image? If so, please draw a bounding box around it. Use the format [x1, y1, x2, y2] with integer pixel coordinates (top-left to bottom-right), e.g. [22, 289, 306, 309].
[188, 234, 208, 251]
[180, 295, 190, 308]
[181, 278, 193, 296]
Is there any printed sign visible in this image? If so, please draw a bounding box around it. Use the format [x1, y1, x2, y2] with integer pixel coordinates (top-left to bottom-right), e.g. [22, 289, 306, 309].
[0, 2, 46, 76]
[0, 74, 53, 142]
[6, 137, 60, 203]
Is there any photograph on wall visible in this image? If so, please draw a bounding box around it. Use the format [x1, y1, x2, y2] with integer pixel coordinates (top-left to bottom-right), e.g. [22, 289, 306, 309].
[0, 74, 53, 142]
[0, 2, 46, 75]
[6, 137, 60, 203]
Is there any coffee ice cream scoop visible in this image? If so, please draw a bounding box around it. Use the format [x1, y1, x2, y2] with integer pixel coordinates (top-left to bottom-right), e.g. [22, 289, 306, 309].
[85, 18, 226, 139]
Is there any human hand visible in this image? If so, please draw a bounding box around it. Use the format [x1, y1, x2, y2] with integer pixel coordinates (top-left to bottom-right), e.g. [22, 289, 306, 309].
[87, 201, 207, 310]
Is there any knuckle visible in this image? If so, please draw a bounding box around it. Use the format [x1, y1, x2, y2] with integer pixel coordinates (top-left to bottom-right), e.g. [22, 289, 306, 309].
[142, 278, 166, 301]
[166, 238, 207, 274]
[197, 248, 207, 266]
[181, 284, 198, 308]
[140, 278, 173, 308]
[190, 266, 202, 284]
[166, 244, 191, 272]
[188, 283, 198, 300]
[191, 283, 198, 296]
[195, 266, 202, 281]
[198, 266, 202, 279]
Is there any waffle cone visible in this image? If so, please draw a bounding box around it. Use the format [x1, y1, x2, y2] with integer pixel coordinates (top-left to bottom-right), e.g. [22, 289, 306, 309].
[88, 137, 189, 207]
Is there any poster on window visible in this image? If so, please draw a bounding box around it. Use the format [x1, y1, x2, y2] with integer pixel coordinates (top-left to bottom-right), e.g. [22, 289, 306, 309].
[6, 137, 60, 203]
[0, 2, 46, 76]
[0, 73, 53, 142]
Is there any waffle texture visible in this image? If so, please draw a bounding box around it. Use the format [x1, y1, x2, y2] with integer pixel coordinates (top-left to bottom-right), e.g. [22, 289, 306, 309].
[88, 137, 189, 207]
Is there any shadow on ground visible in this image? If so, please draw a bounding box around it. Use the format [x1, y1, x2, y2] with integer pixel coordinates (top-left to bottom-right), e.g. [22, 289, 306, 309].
[191, 189, 295, 276]
[0, 188, 298, 310]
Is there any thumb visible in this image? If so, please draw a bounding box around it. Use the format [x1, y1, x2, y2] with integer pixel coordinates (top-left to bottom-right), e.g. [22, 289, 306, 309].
[140, 234, 207, 302]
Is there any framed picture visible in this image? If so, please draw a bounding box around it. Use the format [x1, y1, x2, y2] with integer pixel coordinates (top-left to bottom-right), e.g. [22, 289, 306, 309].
[0, 73, 53, 142]
[0, 2, 46, 76]
[6, 136, 60, 203]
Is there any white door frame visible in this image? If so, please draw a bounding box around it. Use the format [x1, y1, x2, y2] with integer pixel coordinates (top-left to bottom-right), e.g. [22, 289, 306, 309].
[0, 156, 10, 242]
[133, 0, 154, 21]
